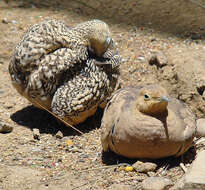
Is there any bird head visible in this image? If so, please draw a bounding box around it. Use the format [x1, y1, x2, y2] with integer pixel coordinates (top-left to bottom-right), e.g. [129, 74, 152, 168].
[76, 19, 112, 57]
[136, 84, 169, 115]
[89, 20, 112, 57]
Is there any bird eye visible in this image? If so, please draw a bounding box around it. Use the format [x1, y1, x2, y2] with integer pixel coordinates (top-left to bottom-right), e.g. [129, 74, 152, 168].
[144, 94, 150, 100]
[105, 37, 111, 46]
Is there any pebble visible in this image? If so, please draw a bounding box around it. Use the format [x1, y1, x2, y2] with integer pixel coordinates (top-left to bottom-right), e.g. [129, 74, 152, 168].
[196, 118, 205, 137]
[0, 121, 13, 133]
[3, 103, 13, 109]
[151, 38, 157, 42]
[148, 51, 168, 68]
[11, 20, 17, 24]
[147, 171, 155, 177]
[70, 147, 82, 153]
[31, 148, 42, 153]
[2, 18, 9, 24]
[191, 33, 201, 40]
[55, 130, 63, 139]
[132, 161, 157, 173]
[202, 91, 205, 100]
[199, 26, 205, 30]
[141, 177, 173, 190]
[125, 166, 134, 172]
[1, 18, 17, 24]
[65, 139, 73, 146]
[33, 128, 40, 140]
[138, 56, 145, 61]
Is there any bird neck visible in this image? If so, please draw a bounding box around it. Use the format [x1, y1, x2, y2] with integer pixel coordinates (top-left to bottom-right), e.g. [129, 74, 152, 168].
[136, 101, 168, 117]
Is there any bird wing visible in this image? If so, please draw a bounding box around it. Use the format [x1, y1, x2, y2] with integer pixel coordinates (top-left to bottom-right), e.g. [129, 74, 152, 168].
[100, 87, 141, 151]
[167, 98, 196, 156]
[51, 51, 121, 118]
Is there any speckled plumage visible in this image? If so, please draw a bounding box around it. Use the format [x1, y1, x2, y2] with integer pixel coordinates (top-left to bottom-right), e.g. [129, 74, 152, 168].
[51, 50, 120, 125]
[9, 19, 121, 125]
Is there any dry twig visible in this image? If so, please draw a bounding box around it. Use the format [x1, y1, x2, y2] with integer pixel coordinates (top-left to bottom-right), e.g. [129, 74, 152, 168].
[33, 100, 84, 135]
[179, 163, 187, 173]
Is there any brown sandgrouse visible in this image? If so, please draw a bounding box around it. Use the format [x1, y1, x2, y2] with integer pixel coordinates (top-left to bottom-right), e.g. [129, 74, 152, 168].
[101, 84, 196, 159]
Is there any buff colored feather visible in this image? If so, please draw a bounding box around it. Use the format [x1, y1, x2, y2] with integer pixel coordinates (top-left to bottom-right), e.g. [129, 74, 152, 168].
[101, 84, 196, 159]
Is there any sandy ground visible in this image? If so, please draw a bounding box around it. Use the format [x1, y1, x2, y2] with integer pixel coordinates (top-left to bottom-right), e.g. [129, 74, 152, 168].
[0, 0, 205, 189]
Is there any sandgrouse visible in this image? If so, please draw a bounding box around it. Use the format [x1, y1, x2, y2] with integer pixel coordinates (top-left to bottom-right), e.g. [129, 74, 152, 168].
[101, 84, 196, 159]
[9, 19, 121, 126]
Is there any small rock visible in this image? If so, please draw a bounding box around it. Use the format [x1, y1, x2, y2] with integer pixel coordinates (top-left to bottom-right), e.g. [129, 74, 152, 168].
[2, 18, 9, 24]
[147, 171, 155, 177]
[1, 18, 17, 24]
[191, 33, 201, 40]
[121, 58, 128, 63]
[125, 166, 134, 172]
[3, 103, 13, 109]
[202, 91, 205, 100]
[33, 128, 40, 140]
[199, 26, 205, 31]
[0, 121, 13, 133]
[11, 20, 17, 24]
[132, 161, 157, 173]
[55, 131, 63, 139]
[148, 51, 168, 68]
[64, 139, 73, 146]
[70, 147, 82, 153]
[31, 148, 42, 153]
[141, 177, 173, 190]
[196, 118, 205, 137]
[18, 25, 24, 30]
[128, 66, 137, 74]
[151, 38, 157, 42]
[172, 150, 205, 190]
[138, 56, 145, 61]
[31, 4, 37, 8]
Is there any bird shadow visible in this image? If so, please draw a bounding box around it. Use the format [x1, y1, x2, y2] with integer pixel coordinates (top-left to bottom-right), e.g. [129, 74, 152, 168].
[10, 105, 104, 136]
[102, 146, 196, 170]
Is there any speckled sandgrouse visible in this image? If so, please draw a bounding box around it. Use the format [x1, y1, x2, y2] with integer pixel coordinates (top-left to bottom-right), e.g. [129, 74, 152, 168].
[101, 84, 196, 159]
[9, 19, 121, 125]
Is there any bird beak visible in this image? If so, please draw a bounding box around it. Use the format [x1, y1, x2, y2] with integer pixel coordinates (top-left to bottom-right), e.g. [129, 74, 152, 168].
[158, 96, 170, 102]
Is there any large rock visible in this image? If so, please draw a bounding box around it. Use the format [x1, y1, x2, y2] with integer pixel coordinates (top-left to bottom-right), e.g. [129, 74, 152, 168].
[141, 177, 173, 190]
[172, 150, 205, 189]
[196, 118, 205, 137]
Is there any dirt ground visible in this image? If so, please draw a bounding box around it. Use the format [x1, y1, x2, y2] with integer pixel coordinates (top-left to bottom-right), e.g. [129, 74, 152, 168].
[0, 0, 205, 189]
